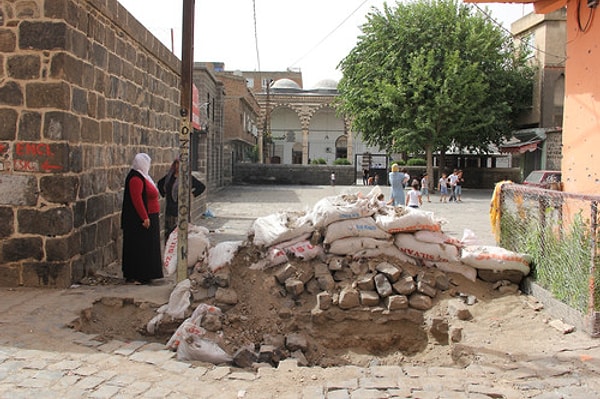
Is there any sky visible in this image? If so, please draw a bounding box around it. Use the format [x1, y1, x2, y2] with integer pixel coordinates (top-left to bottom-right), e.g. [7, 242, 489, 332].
[117, 0, 533, 89]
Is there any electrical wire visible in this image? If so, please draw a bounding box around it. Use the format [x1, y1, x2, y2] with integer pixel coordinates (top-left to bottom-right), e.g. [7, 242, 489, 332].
[471, 3, 567, 63]
[253, 0, 261, 72]
[576, 0, 596, 32]
[289, 0, 370, 68]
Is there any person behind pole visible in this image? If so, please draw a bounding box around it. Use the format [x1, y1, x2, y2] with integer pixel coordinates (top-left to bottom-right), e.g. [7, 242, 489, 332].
[158, 158, 206, 239]
[362, 168, 369, 185]
[406, 180, 423, 208]
[388, 164, 408, 206]
[121, 153, 164, 285]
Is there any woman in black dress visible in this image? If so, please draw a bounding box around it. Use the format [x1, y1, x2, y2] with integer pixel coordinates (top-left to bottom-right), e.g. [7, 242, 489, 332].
[121, 153, 163, 284]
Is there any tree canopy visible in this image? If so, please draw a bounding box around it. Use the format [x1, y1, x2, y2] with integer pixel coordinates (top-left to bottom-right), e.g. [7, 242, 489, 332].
[336, 0, 534, 179]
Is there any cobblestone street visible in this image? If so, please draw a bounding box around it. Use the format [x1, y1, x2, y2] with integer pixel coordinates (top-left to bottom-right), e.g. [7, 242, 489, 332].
[1, 184, 599, 399]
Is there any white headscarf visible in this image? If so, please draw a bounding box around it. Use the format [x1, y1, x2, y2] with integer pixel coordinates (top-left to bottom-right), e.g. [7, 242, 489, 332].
[131, 153, 155, 185]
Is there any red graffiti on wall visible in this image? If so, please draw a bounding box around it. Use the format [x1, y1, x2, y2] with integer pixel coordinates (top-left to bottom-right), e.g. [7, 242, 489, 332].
[12, 142, 63, 173]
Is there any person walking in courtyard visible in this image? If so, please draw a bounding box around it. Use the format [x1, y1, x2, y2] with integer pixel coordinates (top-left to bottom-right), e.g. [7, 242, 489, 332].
[406, 180, 423, 208]
[448, 169, 459, 202]
[455, 170, 464, 202]
[362, 169, 369, 185]
[388, 164, 409, 206]
[420, 173, 431, 202]
[330, 171, 336, 186]
[438, 172, 449, 202]
[121, 153, 163, 285]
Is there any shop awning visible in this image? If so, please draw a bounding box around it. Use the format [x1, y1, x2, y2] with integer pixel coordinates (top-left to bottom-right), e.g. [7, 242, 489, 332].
[500, 139, 541, 154]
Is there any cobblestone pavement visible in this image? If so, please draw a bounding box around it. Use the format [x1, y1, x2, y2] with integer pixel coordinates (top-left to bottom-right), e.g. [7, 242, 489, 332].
[1, 184, 599, 398]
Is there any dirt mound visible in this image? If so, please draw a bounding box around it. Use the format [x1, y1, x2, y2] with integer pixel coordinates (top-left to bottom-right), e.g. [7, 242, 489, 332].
[109, 243, 515, 367]
[73, 242, 514, 368]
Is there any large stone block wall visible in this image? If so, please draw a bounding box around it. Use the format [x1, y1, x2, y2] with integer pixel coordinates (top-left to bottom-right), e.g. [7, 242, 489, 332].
[0, 0, 181, 287]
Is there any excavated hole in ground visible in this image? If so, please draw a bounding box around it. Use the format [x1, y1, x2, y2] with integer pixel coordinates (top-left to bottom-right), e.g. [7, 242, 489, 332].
[71, 246, 512, 368]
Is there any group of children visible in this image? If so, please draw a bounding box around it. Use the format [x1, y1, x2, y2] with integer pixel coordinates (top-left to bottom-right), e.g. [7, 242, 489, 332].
[437, 169, 464, 203]
[378, 169, 464, 209]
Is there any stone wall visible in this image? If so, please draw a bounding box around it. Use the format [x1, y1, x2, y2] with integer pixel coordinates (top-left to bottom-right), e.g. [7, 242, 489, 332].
[0, 0, 181, 287]
[233, 164, 521, 189]
[545, 130, 562, 171]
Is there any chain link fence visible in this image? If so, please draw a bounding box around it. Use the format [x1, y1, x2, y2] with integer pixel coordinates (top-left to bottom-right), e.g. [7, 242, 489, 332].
[495, 183, 600, 337]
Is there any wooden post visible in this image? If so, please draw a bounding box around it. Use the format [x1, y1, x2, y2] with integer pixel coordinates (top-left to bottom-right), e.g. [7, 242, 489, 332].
[177, 0, 195, 282]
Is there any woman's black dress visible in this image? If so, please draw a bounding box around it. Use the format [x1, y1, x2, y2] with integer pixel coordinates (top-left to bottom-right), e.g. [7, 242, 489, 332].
[121, 170, 163, 283]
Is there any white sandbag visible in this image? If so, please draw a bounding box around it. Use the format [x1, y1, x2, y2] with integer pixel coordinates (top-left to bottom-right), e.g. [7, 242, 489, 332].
[166, 319, 206, 350]
[208, 241, 243, 272]
[425, 260, 478, 282]
[302, 194, 374, 228]
[189, 303, 223, 324]
[375, 207, 441, 233]
[285, 240, 324, 261]
[461, 245, 531, 275]
[146, 312, 164, 335]
[188, 229, 210, 267]
[352, 245, 418, 265]
[164, 279, 191, 319]
[177, 334, 233, 364]
[273, 232, 312, 249]
[147, 279, 192, 334]
[327, 236, 394, 255]
[394, 233, 459, 262]
[414, 230, 462, 247]
[163, 228, 179, 276]
[163, 225, 211, 275]
[324, 217, 391, 244]
[249, 241, 294, 270]
[251, 211, 313, 247]
[461, 229, 479, 246]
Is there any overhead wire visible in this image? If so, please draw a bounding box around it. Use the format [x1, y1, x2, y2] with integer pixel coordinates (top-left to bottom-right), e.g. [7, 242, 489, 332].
[471, 3, 567, 63]
[253, 0, 261, 72]
[289, 0, 371, 68]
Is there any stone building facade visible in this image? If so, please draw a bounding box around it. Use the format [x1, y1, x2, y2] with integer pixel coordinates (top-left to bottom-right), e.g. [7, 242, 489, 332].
[191, 63, 226, 191]
[240, 72, 379, 166]
[0, 0, 184, 287]
[215, 70, 261, 165]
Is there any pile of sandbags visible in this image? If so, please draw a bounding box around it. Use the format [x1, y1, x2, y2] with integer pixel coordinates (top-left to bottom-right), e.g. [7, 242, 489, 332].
[250, 186, 532, 282]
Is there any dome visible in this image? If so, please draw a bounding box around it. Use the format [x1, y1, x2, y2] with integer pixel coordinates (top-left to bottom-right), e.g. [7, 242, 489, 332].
[271, 78, 301, 90]
[312, 79, 338, 90]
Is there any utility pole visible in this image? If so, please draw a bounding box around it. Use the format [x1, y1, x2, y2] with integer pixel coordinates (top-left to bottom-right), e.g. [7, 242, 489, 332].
[260, 79, 273, 164]
[177, 0, 195, 282]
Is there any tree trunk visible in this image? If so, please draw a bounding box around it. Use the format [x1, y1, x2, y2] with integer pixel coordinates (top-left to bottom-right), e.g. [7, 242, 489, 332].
[426, 144, 434, 190]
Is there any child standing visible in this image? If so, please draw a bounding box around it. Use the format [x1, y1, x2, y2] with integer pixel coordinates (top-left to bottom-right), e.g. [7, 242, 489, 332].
[406, 180, 423, 208]
[420, 173, 431, 203]
[438, 173, 448, 202]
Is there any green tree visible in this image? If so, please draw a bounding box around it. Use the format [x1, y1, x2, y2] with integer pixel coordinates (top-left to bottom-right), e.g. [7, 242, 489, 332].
[336, 0, 534, 185]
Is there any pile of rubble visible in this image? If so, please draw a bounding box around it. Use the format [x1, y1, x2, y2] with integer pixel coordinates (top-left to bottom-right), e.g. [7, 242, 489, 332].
[151, 187, 531, 368]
